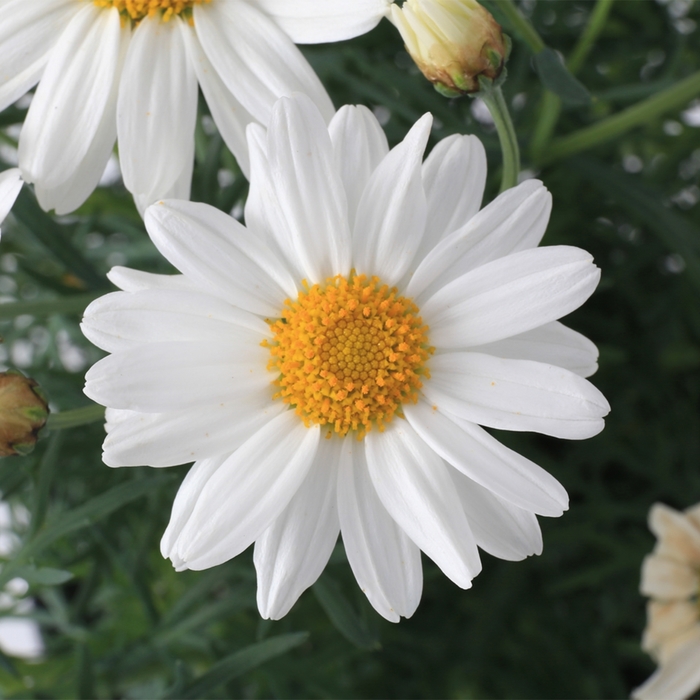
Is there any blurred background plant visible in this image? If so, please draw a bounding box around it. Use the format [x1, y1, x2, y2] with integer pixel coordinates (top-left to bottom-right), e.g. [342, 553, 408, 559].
[1, 0, 700, 697]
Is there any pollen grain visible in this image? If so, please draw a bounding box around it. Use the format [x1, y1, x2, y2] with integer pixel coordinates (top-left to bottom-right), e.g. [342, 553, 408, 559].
[265, 273, 433, 439]
[93, 0, 210, 24]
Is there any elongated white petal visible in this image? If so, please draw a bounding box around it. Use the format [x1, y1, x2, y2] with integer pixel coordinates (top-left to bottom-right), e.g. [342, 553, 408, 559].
[329, 105, 389, 230]
[265, 94, 351, 282]
[353, 113, 431, 285]
[403, 400, 568, 515]
[84, 340, 270, 412]
[365, 420, 481, 588]
[416, 134, 486, 261]
[182, 26, 254, 178]
[633, 636, 700, 700]
[408, 180, 551, 301]
[0, 0, 80, 112]
[423, 352, 610, 439]
[106, 267, 198, 293]
[422, 246, 600, 349]
[173, 412, 320, 569]
[33, 26, 127, 215]
[19, 5, 123, 190]
[81, 288, 270, 354]
[337, 438, 422, 622]
[0, 168, 22, 235]
[255, 437, 340, 619]
[194, 0, 334, 125]
[256, 0, 390, 43]
[117, 16, 196, 206]
[471, 321, 599, 378]
[450, 469, 543, 561]
[103, 398, 284, 468]
[161, 454, 228, 567]
[145, 199, 296, 315]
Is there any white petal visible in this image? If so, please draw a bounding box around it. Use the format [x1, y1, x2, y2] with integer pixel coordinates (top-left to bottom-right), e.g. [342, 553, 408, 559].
[0, 168, 22, 232]
[161, 453, 228, 567]
[633, 636, 700, 700]
[194, 0, 334, 125]
[255, 0, 390, 43]
[145, 199, 296, 316]
[416, 134, 486, 260]
[265, 95, 351, 282]
[0, 0, 79, 112]
[450, 469, 543, 561]
[173, 412, 320, 569]
[255, 437, 340, 619]
[33, 27, 126, 215]
[353, 113, 431, 285]
[103, 398, 284, 468]
[106, 266, 198, 293]
[337, 438, 422, 622]
[181, 25, 254, 179]
[403, 400, 568, 516]
[471, 321, 599, 378]
[408, 180, 551, 301]
[328, 105, 389, 230]
[422, 245, 601, 349]
[83, 339, 270, 412]
[18, 5, 123, 189]
[423, 352, 610, 439]
[81, 288, 270, 354]
[365, 420, 481, 588]
[117, 16, 197, 206]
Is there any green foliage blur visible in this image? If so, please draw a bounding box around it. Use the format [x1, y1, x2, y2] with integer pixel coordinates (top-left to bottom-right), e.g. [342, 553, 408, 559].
[1, 0, 700, 697]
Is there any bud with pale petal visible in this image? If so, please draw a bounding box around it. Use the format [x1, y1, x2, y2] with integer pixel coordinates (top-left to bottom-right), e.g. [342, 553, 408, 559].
[390, 0, 508, 96]
[0, 371, 49, 457]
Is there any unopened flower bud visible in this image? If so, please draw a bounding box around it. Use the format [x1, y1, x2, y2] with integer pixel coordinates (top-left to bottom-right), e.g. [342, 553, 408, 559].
[0, 371, 49, 457]
[390, 0, 508, 96]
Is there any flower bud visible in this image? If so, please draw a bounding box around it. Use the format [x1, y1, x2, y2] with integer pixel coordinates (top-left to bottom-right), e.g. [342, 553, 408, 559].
[0, 371, 49, 457]
[390, 0, 508, 96]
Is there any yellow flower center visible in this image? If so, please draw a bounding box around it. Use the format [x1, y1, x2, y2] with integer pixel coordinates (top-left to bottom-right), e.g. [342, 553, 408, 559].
[93, 0, 210, 23]
[265, 273, 433, 439]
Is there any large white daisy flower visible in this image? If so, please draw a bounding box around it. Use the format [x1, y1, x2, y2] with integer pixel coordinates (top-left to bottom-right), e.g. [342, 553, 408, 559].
[0, 0, 390, 214]
[82, 95, 610, 622]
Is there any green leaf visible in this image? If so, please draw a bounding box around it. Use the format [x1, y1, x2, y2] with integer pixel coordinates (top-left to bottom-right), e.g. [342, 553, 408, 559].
[12, 188, 109, 291]
[533, 49, 591, 106]
[12, 565, 74, 586]
[574, 157, 700, 294]
[175, 632, 309, 699]
[312, 574, 380, 650]
[0, 474, 173, 587]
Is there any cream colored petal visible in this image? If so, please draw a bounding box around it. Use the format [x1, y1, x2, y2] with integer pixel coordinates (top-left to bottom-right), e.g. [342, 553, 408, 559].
[643, 600, 700, 659]
[640, 554, 699, 600]
[633, 634, 700, 700]
[649, 503, 700, 567]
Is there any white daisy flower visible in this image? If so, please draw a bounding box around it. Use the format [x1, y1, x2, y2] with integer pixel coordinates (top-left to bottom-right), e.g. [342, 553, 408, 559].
[82, 94, 610, 622]
[633, 502, 700, 700]
[0, 168, 23, 239]
[0, 0, 390, 214]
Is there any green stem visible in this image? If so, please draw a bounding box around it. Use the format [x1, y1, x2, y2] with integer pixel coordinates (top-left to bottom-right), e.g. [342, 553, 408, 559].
[540, 69, 700, 165]
[0, 292, 101, 321]
[46, 404, 105, 430]
[531, 0, 615, 160]
[495, 0, 544, 53]
[568, 0, 615, 75]
[480, 86, 521, 192]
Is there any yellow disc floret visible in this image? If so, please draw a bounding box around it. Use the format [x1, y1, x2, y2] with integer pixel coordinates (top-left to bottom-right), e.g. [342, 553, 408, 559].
[265, 273, 433, 439]
[93, 0, 210, 24]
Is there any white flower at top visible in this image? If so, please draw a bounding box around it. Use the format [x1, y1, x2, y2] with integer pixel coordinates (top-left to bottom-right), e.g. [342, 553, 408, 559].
[633, 502, 700, 700]
[0, 0, 390, 214]
[81, 94, 610, 621]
